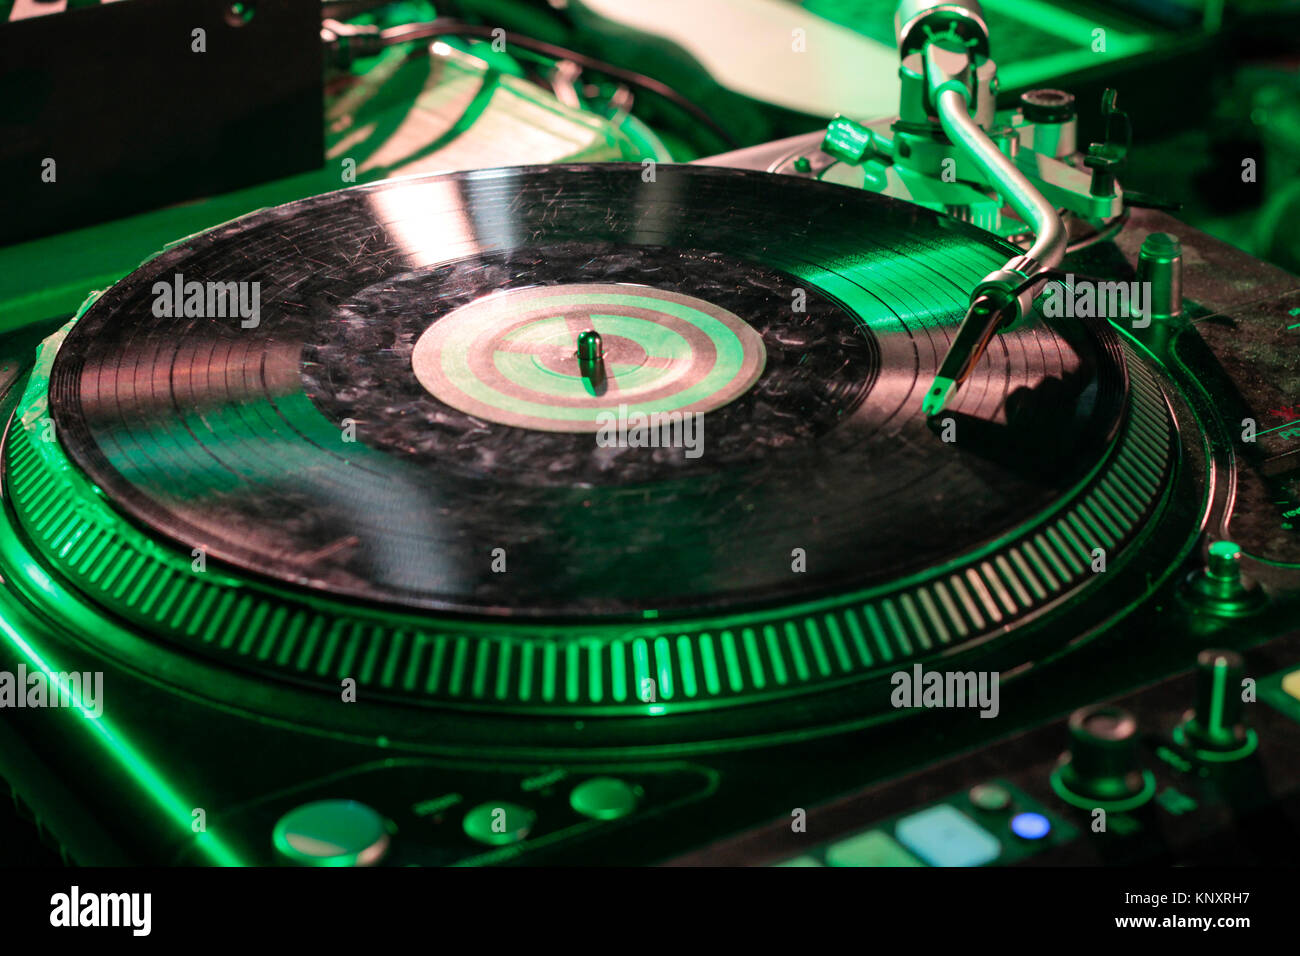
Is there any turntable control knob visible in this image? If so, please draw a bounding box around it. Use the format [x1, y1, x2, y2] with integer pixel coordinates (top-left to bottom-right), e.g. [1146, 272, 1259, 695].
[272, 800, 391, 867]
[1019, 90, 1076, 159]
[462, 801, 536, 845]
[1181, 540, 1265, 616]
[1020, 89, 1076, 125]
[1137, 232, 1183, 320]
[1174, 649, 1257, 760]
[1052, 705, 1154, 810]
[1207, 540, 1242, 581]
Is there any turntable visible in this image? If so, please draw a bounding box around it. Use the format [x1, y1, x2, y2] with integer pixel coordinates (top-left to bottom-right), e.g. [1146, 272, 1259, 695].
[1, 0, 1299, 873]
[4, 161, 1177, 724]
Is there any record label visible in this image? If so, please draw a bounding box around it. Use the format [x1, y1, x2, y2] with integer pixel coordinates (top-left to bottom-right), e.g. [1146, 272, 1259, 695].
[409, 283, 767, 431]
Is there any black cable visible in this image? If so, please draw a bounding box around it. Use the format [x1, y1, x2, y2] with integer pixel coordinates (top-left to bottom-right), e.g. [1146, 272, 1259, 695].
[377, 19, 740, 150]
[1064, 207, 1130, 254]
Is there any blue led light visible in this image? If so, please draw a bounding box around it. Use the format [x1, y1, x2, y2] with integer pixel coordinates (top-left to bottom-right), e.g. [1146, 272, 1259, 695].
[1010, 812, 1051, 840]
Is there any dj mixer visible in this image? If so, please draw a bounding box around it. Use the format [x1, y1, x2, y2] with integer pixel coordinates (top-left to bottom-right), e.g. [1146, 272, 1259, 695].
[0, 0, 1298, 895]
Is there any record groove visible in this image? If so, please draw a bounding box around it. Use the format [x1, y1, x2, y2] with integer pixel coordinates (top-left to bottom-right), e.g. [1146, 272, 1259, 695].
[44, 164, 1129, 617]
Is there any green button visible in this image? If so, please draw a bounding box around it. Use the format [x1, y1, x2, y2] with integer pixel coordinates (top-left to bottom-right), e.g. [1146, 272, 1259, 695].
[1282, 669, 1300, 702]
[773, 855, 823, 867]
[825, 830, 923, 867]
[462, 802, 536, 845]
[569, 777, 641, 820]
[968, 783, 1012, 811]
[272, 800, 391, 867]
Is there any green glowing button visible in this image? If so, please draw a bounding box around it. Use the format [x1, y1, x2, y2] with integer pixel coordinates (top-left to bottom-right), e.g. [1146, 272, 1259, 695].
[462, 802, 536, 846]
[894, 805, 1002, 867]
[773, 855, 824, 867]
[272, 800, 391, 867]
[825, 830, 923, 867]
[1207, 540, 1243, 579]
[968, 783, 1012, 812]
[569, 777, 641, 821]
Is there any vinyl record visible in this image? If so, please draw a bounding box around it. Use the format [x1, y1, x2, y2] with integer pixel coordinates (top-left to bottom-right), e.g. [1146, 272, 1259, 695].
[47, 164, 1126, 617]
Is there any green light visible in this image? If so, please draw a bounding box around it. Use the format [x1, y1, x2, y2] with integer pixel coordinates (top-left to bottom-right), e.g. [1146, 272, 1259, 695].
[784, 622, 811, 681]
[804, 619, 832, 678]
[1208, 653, 1227, 732]
[569, 778, 640, 821]
[462, 802, 535, 846]
[565, 642, 580, 703]
[633, 638, 651, 700]
[741, 628, 766, 688]
[1171, 724, 1258, 763]
[1208, 540, 1241, 562]
[1, 312, 1180, 728]
[0, 609, 246, 866]
[763, 625, 788, 685]
[587, 642, 602, 703]
[699, 634, 721, 695]
[519, 642, 534, 701]
[542, 643, 557, 703]
[721, 630, 744, 692]
[272, 800, 390, 867]
[968, 783, 1012, 811]
[677, 635, 699, 698]
[1049, 766, 1156, 813]
[654, 636, 674, 699]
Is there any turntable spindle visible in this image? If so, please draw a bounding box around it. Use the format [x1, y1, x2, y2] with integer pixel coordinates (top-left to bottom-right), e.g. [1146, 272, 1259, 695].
[577, 329, 605, 383]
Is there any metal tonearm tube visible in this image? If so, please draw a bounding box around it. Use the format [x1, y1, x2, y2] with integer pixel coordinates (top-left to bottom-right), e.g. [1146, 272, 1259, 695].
[926, 48, 1068, 274]
[889, 0, 1071, 414]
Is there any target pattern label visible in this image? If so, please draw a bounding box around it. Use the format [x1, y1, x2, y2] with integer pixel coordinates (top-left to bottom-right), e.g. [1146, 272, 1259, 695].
[411, 283, 767, 431]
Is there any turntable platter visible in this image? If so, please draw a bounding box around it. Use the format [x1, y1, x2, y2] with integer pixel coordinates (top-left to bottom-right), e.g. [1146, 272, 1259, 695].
[44, 165, 1131, 616]
[5, 165, 1176, 718]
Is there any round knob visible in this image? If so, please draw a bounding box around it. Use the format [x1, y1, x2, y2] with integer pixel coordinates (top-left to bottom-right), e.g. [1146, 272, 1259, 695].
[570, 777, 641, 820]
[462, 801, 536, 846]
[1174, 649, 1257, 760]
[1207, 540, 1242, 580]
[1137, 232, 1183, 321]
[1052, 705, 1155, 810]
[1180, 539, 1265, 617]
[272, 800, 391, 867]
[1020, 89, 1076, 124]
